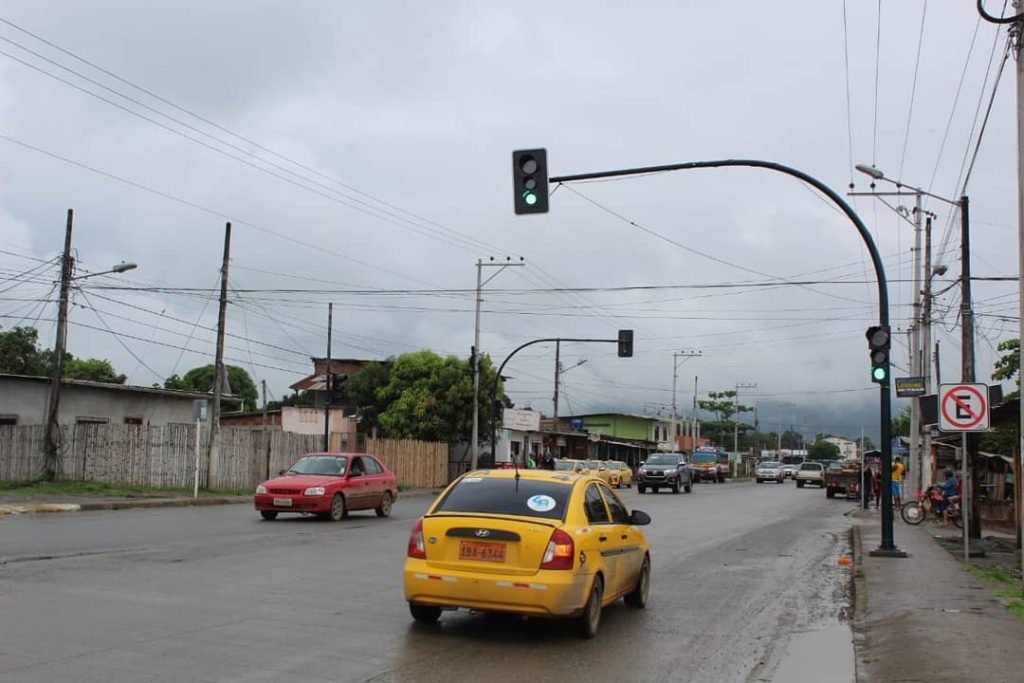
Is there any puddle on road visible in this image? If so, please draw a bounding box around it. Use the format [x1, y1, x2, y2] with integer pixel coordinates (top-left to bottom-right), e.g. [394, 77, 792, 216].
[764, 624, 855, 683]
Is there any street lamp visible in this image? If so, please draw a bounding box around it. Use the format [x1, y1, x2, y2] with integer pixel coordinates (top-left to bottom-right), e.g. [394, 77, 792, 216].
[41, 211, 139, 481]
[854, 164, 977, 536]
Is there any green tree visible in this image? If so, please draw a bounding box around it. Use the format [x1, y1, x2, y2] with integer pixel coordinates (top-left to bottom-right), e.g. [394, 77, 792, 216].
[165, 364, 258, 411]
[375, 350, 503, 444]
[338, 359, 393, 435]
[64, 357, 126, 383]
[890, 405, 911, 438]
[0, 326, 49, 375]
[992, 338, 1019, 398]
[698, 390, 753, 451]
[780, 429, 804, 450]
[0, 326, 126, 383]
[807, 438, 840, 461]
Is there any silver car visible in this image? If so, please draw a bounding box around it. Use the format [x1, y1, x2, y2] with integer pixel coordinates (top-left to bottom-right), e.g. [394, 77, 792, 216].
[755, 461, 785, 484]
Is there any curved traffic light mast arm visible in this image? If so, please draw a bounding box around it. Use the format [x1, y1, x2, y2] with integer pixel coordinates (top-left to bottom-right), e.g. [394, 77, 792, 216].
[549, 158, 901, 556]
[489, 336, 623, 472]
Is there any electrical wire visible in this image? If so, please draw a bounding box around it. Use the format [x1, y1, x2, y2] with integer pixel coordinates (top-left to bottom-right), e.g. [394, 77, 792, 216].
[898, 1, 928, 178]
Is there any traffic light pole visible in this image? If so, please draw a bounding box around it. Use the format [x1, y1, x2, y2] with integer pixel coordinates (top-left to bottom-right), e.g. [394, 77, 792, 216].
[548, 158, 903, 556]
[489, 335, 626, 467]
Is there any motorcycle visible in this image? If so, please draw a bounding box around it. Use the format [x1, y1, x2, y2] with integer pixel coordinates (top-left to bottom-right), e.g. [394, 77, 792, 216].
[901, 485, 962, 528]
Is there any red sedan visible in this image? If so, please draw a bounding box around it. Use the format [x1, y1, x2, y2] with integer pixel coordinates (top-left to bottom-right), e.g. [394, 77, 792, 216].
[254, 453, 398, 521]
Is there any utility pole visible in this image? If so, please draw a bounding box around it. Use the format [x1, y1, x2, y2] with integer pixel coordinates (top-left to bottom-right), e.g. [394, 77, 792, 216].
[324, 302, 333, 452]
[920, 214, 937, 497]
[553, 342, 586, 421]
[553, 339, 561, 421]
[734, 382, 757, 460]
[908, 194, 923, 504]
[672, 350, 701, 447]
[262, 379, 270, 479]
[959, 195, 983, 541]
[691, 375, 699, 444]
[1014, 0, 1024, 568]
[42, 209, 74, 481]
[208, 222, 231, 487]
[471, 257, 525, 470]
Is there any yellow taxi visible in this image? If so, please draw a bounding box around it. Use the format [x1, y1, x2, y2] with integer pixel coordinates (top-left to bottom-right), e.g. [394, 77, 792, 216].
[554, 458, 590, 474]
[585, 459, 615, 486]
[403, 469, 652, 638]
[605, 461, 633, 488]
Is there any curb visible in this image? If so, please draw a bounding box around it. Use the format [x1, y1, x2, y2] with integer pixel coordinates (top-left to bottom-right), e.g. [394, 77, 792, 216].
[0, 490, 443, 516]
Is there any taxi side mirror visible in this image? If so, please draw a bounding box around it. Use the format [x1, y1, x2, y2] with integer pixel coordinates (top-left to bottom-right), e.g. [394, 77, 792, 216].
[629, 509, 651, 526]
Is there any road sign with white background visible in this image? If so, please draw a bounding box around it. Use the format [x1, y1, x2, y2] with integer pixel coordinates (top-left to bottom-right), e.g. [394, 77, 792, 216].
[938, 383, 990, 432]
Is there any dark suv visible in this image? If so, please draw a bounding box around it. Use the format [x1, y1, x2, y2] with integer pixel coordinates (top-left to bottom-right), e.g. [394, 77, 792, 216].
[637, 452, 693, 494]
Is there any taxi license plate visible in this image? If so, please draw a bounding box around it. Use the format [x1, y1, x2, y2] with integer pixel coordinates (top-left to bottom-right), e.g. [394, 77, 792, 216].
[459, 540, 505, 563]
[273, 497, 293, 507]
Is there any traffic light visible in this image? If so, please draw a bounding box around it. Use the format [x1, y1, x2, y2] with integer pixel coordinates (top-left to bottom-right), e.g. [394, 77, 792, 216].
[617, 329, 634, 358]
[865, 325, 890, 384]
[512, 148, 549, 214]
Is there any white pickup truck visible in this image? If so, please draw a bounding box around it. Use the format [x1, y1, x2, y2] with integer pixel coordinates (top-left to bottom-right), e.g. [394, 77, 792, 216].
[794, 461, 825, 488]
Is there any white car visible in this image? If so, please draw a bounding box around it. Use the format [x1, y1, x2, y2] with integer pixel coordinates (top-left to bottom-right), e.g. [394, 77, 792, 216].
[795, 462, 825, 488]
[755, 461, 785, 484]
[781, 463, 800, 479]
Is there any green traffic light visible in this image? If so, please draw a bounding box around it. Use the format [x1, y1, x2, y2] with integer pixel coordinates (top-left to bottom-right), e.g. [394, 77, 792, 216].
[523, 191, 538, 206]
[872, 366, 887, 382]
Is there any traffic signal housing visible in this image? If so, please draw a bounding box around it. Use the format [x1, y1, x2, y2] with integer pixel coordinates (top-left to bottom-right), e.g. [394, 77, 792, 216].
[617, 329, 634, 358]
[865, 325, 890, 384]
[512, 149, 549, 214]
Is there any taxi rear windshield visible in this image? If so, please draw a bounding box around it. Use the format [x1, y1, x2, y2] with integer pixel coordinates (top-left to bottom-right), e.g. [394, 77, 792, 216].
[433, 477, 572, 521]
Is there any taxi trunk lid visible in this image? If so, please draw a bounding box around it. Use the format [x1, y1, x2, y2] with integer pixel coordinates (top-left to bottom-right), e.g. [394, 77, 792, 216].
[422, 515, 557, 577]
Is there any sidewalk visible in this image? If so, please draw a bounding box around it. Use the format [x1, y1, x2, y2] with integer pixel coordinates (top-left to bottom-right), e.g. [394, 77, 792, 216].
[0, 487, 441, 516]
[853, 509, 1024, 682]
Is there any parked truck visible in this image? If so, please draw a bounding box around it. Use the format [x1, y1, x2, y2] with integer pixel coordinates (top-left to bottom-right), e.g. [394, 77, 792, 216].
[824, 460, 861, 499]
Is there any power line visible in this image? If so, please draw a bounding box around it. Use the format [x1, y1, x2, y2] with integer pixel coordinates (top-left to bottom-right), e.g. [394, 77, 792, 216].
[898, 0, 928, 178]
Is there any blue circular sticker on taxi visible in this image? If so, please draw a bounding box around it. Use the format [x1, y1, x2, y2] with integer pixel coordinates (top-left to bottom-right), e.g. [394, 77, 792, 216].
[526, 494, 556, 513]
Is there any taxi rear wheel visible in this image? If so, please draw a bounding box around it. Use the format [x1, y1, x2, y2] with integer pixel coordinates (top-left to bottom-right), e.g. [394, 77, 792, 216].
[579, 576, 604, 639]
[409, 603, 441, 623]
[625, 556, 650, 609]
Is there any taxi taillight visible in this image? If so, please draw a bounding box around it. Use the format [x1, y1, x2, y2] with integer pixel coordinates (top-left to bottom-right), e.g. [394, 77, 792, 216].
[540, 528, 574, 570]
[407, 518, 426, 559]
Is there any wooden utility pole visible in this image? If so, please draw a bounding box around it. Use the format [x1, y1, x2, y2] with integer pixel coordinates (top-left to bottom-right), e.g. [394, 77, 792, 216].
[208, 222, 231, 485]
[42, 209, 75, 481]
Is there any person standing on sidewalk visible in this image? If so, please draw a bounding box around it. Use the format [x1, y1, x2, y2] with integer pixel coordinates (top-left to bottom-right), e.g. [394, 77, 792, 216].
[891, 456, 905, 510]
[861, 462, 874, 510]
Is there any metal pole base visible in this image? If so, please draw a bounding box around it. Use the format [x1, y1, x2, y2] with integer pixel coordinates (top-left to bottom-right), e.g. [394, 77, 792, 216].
[869, 546, 909, 558]
[964, 540, 987, 558]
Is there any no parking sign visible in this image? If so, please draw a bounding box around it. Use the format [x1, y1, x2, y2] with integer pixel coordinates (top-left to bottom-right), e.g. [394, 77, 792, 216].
[938, 383, 990, 432]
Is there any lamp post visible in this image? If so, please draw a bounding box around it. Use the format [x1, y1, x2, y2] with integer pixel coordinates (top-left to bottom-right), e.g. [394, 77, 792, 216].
[42, 209, 138, 480]
[854, 165, 977, 537]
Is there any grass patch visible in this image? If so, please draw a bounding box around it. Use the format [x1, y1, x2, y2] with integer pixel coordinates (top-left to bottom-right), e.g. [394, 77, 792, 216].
[0, 480, 249, 498]
[965, 564, 1016, 585]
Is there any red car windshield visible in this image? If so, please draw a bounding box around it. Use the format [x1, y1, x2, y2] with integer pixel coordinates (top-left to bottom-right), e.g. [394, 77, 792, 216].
[288, 456, 347, 476]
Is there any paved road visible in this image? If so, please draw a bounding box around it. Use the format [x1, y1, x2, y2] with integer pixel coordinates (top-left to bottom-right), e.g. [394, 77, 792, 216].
[0, 480, 856, 682]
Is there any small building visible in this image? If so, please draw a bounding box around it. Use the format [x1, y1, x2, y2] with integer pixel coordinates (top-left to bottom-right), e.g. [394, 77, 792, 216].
[0, 373, 229, 427]
[220, 406, 361, 451]
[825, 436, 859, 460]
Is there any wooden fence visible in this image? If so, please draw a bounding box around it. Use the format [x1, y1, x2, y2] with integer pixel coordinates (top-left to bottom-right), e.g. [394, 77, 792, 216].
[0, 425, 449, 490]
[366, 437, 448, 489]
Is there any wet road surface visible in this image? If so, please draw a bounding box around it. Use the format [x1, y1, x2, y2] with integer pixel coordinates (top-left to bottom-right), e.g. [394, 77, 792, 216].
[0, 480, 855, 682]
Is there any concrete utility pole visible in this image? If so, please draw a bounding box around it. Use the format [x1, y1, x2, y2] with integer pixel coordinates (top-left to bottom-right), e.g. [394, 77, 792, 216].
[262, 379, 270, 479]
[691, 375, 699, 444]
[42, 209, 74, 481]
[324, 302, 333, 452]
[671, 350, 701, 446]
[209, 222, 231, 486]
[734, 382, 757, 460]
[920, 214, 940, 497]
[470, 257, 524, 470]
[1014, 0, 1024, 566]
[552, 341, 586, 421]
[959, 195, 983, 540]
[909, 194, 923, 501]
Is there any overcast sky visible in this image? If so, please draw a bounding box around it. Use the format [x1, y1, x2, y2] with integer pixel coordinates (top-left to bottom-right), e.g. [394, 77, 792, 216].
[1, 1, 1019, 443]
